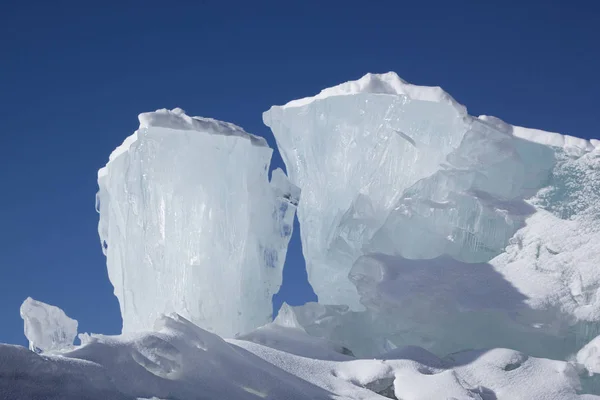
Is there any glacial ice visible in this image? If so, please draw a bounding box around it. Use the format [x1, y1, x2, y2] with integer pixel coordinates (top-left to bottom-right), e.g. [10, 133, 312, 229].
[264, 72, 600, 357]
[19, 297, 78, 353]
[97, 108, 299, 337]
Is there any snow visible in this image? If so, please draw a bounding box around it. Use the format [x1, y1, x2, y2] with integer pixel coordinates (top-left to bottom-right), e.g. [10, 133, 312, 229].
[97, 108, 298, 337]
[282, 72, 468, 115]
[3, 313, 597, 399]
[19, 297, 78, 353]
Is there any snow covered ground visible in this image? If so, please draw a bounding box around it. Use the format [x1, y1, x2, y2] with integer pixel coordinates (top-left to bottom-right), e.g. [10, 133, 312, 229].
[2, 312, 599, 400]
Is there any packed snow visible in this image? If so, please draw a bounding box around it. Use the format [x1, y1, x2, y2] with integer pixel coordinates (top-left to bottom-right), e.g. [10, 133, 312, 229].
[2, 72, 600, 398]
[97, 108, 298, 337]
[2, 312, 598, 399]
[19, 297, 78, 353]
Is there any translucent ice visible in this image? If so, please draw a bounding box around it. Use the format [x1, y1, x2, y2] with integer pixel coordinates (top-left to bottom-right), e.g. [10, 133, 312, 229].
[265, 72, 600, 357]
[97, 108, 298, 337]
[20, 297, 78, 353]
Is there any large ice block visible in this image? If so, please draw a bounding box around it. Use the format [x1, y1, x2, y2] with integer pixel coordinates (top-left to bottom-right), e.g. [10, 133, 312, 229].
[97, 108, 298, 337]
[264, 72, 600, 357]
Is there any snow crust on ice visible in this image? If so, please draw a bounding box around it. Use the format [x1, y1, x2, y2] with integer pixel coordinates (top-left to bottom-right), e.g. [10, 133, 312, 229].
[264, 72, 600, 359]
[97, 109, 298, 337]
[282, 72, 468, 115]
[279, 72, 597, 152]
[98, 108, 267, 178]
[3, 313, 597, 399]
[19, 297, 78, 353]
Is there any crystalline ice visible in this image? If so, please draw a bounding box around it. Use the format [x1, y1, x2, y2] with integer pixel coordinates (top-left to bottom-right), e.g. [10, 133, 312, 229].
[97, 108, 298, 337]
[264, 72, 600, 357]
[20, 297, 78, 353]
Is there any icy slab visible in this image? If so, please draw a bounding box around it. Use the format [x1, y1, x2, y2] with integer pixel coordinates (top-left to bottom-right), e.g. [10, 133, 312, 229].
[2, 313, 598, 399]
[19, 297, 78, 353]
[97, 108, 298, 337]
[266, 87, 471, 308]
[264, 72, 600, 357]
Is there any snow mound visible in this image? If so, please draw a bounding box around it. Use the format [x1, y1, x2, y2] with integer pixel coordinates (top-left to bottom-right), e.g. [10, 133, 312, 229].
[8, 313, 591, 400]
[97, 109, 298, 337]
[19, 297, 78, 353]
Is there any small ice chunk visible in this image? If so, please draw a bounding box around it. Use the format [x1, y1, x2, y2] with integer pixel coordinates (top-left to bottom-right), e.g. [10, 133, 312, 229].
[273, 303, 305, 331]
[577, 335, 600, 375]
[20, 297, 78, 353]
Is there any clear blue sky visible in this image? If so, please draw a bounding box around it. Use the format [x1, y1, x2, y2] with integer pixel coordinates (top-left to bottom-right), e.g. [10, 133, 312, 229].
[1, 0, 599, 346]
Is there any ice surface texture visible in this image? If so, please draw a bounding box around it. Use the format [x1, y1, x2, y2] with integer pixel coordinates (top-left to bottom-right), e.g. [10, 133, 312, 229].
[97, 108, 299, 337]
[264, 72, 600, 357]
[19, 297, 78, 353]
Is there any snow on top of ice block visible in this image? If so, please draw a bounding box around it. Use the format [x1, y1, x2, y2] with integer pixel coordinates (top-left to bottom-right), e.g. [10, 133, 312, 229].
[277, 72, 598, 152]
[281, 72, 467, 114]
[98, 108, 267, 178]
[479, 115, 598, 152]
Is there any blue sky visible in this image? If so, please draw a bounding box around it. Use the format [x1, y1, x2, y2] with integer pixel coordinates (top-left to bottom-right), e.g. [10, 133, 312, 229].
[1, 0, 599, 346]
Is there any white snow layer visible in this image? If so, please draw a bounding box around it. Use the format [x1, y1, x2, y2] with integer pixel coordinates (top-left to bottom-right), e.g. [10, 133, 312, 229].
[19, 297, 78, 353]
[97, 108, 299, 337]
[2, 313, 598, 400]
[264, 72, 600, 358]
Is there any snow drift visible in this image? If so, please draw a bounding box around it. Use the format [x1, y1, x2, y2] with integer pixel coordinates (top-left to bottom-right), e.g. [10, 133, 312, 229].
[2, 312, 598, 400]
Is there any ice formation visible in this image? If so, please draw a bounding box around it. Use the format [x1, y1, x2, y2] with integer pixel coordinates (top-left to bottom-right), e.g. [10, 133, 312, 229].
[5, 73, 600, 398]
[19, 297, 78, 353]
[264, 72, 600, 357]
[97, 108, 299, 337]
